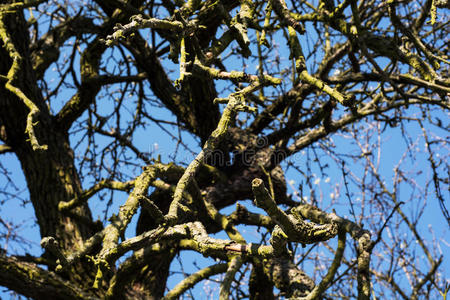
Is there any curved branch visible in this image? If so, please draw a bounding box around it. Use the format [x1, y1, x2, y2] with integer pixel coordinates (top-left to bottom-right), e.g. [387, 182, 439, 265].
[163, 262, 228, 300]
[302, 231, 346, 299]
[58, 179, 135, 211]
[252, 178, 338, 244]
[55, 37, 106, 131]
[219, 256, 243, 300]
[31, 16, 99, 79]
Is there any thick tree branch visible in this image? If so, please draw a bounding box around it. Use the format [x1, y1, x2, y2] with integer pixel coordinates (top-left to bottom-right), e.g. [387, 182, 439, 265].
[252, 178, 338, 244]
[55, 37, 106, 131]
[0, 254, 99, 300]
[31, 16, 99, 79]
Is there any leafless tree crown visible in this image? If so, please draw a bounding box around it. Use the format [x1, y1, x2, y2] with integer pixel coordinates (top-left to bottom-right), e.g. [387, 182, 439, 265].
[0, 0, 448, 299]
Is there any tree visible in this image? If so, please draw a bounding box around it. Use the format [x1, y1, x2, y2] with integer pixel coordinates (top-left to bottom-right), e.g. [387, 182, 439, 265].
[0, 0, 448, 298]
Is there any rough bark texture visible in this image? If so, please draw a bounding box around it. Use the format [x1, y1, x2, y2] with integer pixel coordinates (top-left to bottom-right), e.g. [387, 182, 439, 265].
[0, 1, 94, 253]
[249, 261, 275, 300]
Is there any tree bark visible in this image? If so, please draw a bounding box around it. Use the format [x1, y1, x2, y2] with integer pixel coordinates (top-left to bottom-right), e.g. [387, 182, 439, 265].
[0, 4, 96, 284]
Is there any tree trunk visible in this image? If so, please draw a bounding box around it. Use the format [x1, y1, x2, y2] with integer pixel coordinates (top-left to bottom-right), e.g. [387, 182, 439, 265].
[0, 4, 96, 281]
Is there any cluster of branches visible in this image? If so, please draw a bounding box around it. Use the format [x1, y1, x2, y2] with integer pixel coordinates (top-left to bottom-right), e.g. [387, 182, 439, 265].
[0, 0, 448, 299]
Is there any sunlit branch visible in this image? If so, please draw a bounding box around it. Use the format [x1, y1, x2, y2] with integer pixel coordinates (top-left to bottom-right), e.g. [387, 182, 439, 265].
[193, 62, 282, 85]
[326, 72, 450, 94]
[302, 231, 346, 299]
[292, 203, 371, 299]
[0, 0, 46, 12]
[0, 144, 12, 154]
[0, 15, 47, 151]
[259, 1, 272, 47]
[105, 221, 275, 264]
[284, 24, 354, 106]
[163, 263, 228, 300]
[175, 36, 189, 87]
[203, 198, 246, 244]
[59, 179, 135, 211]
[388, 3, 442, 69]
[228, 202, 275, 229]
[94, 166, 158, 287]
[270, 0, 305, 33]
[252, 178, 338, 243]
[104, 14, 186, 46]
[167, 88, 261, 224]
[40, 237, 69, 270]
[219, 256, 243, 300]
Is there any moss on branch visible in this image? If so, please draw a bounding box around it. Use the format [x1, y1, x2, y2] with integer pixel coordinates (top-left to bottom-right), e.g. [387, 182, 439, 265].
[219, 256, 243, 300]
[252, 178, 338, 244]
[59, 180, 135, 211]
[104, 14, 186, 46]
[0, 10, 47, 151]
[163, 263, 228, 300]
